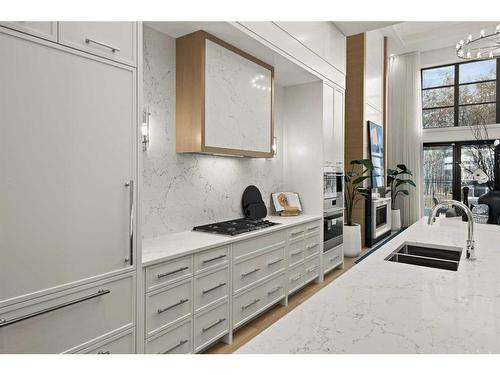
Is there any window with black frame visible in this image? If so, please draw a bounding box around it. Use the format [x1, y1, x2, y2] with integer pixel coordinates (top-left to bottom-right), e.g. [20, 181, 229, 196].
[423, 141, 495, 215]
[422, 59, 499, 129]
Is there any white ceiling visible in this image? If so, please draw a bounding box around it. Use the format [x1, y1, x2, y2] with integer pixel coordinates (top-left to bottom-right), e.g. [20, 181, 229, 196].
[145, 21, 319, 87]
[333, 21, 400, 36]
[380, 21, 500, 55]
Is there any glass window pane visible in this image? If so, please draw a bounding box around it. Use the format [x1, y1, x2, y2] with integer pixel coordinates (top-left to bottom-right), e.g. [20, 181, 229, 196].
[422, 107, 454, 128]
[459, 81, 496, 104]
[422, 86, 454, 108]
[422, 66, 454, 88]
[423, 145, 454, 215]
[459, 59, 496, 84]
[460, 144, 493, 206]
[459, 103, 496, 126]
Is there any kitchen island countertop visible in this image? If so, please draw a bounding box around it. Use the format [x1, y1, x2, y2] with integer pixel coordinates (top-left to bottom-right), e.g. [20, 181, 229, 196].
[237, 217, 500, 354]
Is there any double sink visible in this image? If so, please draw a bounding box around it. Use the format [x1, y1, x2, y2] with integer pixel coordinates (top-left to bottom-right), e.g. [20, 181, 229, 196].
[385, 242, 463, 271]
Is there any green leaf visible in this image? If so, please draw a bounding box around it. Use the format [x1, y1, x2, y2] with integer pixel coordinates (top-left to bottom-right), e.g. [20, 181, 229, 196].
[397, 189, 409, 196]
[350, 159, 374, 170]
[387, 168, 397, 176]
[396, 179, 416, 187]
[352, 175, 370, 185]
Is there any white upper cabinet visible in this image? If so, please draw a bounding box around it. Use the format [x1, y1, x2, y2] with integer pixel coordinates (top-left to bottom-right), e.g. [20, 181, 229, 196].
[236, 21, 346, 89]
[58, 22, 137, 66]
[0, 32, 136, 304]
[0, 22, 57, 42]
[275, 22, 346, 75]
[204, 39, 273, 154]
[323, 84, 345, 169]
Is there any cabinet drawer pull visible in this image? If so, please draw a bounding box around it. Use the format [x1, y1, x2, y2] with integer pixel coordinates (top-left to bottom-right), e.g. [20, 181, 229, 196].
[329, 255, 340, 263]
[290, 230, 304, 236]
[307, 225, 319, 231]
[202, 254, 227, 264]
[306, 243, 319, 249]
[267, 258, 283, 266]
[160, 339, 188, 354]
[85, 38, 120, 52]
[97, 350, 110, 354]
[202, 318, 226, 333]
[125, 180, 134, 265]
[0, 289, 110, 328]
[241, 268, 260, 278]
[157, 266, 189, 279]
[290, 250, 303, 256]
[202, 283, 226, 295]
[267, 286, 282, 296]
[291, 274, 303, 282]
[241, 299, 260, 310]
[157, 298, 189, 314]
[306, 265, 318, 273]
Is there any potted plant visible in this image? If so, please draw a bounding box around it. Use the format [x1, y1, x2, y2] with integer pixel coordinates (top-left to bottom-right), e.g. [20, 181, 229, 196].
[386, 164, 416, 230]
[344, 159, 374, 257]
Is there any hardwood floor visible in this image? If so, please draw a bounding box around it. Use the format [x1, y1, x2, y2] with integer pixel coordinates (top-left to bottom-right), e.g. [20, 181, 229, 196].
[203, 256, 358, 354]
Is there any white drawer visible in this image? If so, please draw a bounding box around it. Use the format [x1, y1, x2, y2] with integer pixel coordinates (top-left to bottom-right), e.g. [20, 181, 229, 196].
[304, 234, 321, 259]
[288, 238, 305, 267]
[145, 256, 193, 292]
[58, 22, 137, 66]
[145, 318, 192, 354]
[145, 279, 192, 337]
[194, 267, 229, 313]
[232, 230, 285, 259]
[305, 221, 321, 236]
[194, 246, 229, 274]
[193, 301, 229, 352]
[287, 225, 305, 241]
[233, 272, 285, 329]
[323, 245, 343, 273]
[304, 256, 320, 283]
[77, 329, 135, 354]
[0, 22, 57, 42]
[0, 273, 134, 354]
[287, 262, 305, 295]
[233, 246, 285, 293]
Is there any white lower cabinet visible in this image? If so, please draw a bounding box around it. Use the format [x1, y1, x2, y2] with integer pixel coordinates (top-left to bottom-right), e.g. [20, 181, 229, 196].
[194, 301, 229, 352]
[146, 318, 192, 354]
[76, 329, 135, 354]
[323, 244, 344, 274]
[233, 272, 286, 329]
[194, 267, 229, 313]
[145, 279, 192, 337]
[141, 219, 323, 353]
[0, 273, 134, 354]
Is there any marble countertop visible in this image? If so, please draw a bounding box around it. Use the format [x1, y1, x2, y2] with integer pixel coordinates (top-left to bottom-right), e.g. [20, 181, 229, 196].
[237, 217, 500, 354]
[142, 214, 322, 267]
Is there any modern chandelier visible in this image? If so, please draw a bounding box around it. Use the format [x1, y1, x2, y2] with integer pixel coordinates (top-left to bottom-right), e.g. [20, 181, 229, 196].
[456, 24, 500, 60]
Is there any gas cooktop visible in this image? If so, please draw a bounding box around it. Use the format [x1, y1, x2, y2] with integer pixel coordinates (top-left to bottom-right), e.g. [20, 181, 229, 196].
[193, 218, 279, 236]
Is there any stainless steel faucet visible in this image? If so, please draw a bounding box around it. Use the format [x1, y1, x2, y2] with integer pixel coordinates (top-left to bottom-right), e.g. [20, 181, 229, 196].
[427, 200, 476, 260]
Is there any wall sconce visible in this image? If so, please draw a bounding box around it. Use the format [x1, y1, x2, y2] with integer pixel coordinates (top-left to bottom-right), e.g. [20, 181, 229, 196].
[271, 136, 277, 158]
[141, 110, 151, 152]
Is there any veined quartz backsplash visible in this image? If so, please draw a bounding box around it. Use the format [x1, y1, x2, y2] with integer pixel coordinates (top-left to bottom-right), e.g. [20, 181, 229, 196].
[142, 26, 284, 239]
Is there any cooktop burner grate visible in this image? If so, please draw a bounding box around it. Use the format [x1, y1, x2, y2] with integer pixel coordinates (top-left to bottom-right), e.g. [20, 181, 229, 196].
[193, 218, 279, 236]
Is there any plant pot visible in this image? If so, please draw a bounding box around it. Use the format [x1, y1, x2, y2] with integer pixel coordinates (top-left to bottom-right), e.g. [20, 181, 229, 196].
[343, 224, 361, 257]
[391, 209, 401, 231]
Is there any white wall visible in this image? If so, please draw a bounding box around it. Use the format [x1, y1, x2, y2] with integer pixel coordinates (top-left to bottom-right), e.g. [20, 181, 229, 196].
[142, 26, 284, 238]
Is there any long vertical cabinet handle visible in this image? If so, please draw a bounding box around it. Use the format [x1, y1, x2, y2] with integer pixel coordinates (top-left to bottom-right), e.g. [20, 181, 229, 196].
[125, 180, 134, 265]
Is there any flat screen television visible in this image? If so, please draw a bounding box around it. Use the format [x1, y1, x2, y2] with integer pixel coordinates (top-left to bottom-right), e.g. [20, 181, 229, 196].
[368, 121, 385, 188]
